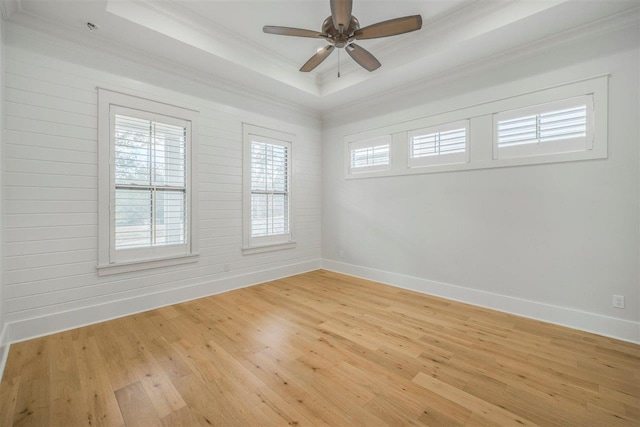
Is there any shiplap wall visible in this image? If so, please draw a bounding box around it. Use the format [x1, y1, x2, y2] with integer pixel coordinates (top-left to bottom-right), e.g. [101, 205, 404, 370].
[2, 24, 321, 341]
[0, 16, 5, 344]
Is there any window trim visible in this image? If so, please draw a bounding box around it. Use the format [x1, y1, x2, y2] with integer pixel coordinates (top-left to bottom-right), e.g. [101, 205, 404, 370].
[408, 120, 469, 168]
[97, 89, 199, 275]
[242, 123, 296, 254]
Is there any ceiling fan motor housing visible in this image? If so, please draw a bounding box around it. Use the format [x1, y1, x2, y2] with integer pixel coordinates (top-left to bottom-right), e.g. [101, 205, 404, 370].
[322, 16, 360, 48]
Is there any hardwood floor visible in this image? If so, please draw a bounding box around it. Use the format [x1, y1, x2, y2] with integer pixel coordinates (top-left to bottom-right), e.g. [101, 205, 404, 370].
[1, 270, 639, 426]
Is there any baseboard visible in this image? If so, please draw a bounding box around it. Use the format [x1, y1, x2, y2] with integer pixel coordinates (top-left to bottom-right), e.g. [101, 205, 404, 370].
[0, 324, 10, 383]
[2, 259, 322, 346]
[322, 259, 640, 344]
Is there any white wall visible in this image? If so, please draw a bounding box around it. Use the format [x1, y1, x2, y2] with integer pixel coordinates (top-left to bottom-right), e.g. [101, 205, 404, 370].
[1, 23, 322, 342]
[322, 20, 640, 342]
[0, 15, 5, 355]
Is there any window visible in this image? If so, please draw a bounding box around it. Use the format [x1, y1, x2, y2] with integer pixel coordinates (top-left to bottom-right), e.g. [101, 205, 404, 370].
[98, 89, 199, 275]
[344, 75, 606, 179]
[408, 120, 469, 167]
[348, 135, 391, 174]
[494, 95, 593, 159]
[243, 124, 295, 253]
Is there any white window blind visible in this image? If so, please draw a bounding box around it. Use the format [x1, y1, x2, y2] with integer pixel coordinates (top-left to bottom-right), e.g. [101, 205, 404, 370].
[351, 144, 390, 169]
[494, 95, 593, 159]
[408, 120, 469, 168]
[347, 135, 392, 174]
[498, 107, 587, 147]
[250, 141, 290, 238]
[114, 114, 187, 250]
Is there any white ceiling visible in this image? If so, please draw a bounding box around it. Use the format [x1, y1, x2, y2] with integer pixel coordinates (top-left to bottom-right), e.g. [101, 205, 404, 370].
[3, 0, 638, 114]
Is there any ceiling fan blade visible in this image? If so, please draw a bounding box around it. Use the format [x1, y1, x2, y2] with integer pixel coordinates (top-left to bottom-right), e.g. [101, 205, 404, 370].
[353, 15, 422, 40]
[345, 43, 381, 71]
[300, 45, 335, 72]
[263, 26, 323, 38]
[330, 0, 352, 32]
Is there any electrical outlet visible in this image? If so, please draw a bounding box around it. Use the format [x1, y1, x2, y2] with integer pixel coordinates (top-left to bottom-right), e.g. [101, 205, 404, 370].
[224, 263, 230, 272]
[613, 295, 625, 309]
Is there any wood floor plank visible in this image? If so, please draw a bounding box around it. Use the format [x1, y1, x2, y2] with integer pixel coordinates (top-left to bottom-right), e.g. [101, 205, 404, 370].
[0, 270, 638, 426]
[73, 337, 126, 427]
[114, 382, 162, 427]
[0, 375, 20, 427]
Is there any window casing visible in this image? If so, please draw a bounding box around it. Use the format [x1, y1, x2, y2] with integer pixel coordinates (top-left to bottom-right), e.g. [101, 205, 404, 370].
[243, 124, 295, 253]
[408, 120, 469, 168]
[98, 90, 198, 275]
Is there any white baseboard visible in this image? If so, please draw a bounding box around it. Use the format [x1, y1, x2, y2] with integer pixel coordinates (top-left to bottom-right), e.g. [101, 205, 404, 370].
[1, 259, 322, 347]
[322, 259, 640, 344]
[0, 324, 10, 383]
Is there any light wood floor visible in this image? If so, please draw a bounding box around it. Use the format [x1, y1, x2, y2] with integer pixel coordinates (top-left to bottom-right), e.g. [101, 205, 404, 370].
[1, 270, 638, 426]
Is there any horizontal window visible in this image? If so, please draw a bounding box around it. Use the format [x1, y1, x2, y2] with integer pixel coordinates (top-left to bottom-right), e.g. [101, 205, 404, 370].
[409, 120, 469, 167]
[494, 95, 593, 159]
[343, 76, 606, 179]
[348, 135, 391, 174]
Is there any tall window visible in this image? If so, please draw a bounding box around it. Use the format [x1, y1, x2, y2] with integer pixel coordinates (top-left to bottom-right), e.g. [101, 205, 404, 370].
[243, 124, 294, 252]
[113, 114, 187, 250]
[98, 90, 198, 274]
[250, 141, 290, 237]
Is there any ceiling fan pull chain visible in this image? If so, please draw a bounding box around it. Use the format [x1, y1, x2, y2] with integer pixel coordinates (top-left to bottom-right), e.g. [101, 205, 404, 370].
[338, 49, 341, 78]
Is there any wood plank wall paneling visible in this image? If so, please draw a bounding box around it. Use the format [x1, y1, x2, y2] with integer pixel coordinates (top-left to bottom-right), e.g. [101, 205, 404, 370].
[0, 270, 638, 426]
[2, 45, 322, 324]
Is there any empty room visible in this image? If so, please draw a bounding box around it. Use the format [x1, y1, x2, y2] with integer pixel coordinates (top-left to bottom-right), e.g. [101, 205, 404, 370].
[0, 0, 638, 425]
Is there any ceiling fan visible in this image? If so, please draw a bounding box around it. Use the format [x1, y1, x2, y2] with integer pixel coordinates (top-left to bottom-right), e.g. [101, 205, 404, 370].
[263, 0, 422, 72]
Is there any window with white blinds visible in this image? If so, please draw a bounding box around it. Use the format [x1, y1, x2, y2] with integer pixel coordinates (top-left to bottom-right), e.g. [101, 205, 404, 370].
[114, 114, 187, 251]
[98, 89, 198, 274]
[250, 141, 290, 238]
[351, 145, 390, 169]
[494, 95, 593, 159]
[348, 135, 392, 174]
[408, 120, 469, 167]
[243, 124, 294, 252]
[343, 77, 606, 178]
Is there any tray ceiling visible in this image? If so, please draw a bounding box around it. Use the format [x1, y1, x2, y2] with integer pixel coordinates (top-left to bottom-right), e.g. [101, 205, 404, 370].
[3, 0, 638, 113]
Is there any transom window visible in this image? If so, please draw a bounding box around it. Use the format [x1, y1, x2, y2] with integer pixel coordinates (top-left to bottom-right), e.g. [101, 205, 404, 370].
[408, 120, 469, 167]
[494, 95, 593, 159]
[347, 135, 392, 174]
[351, 145, 390, 169]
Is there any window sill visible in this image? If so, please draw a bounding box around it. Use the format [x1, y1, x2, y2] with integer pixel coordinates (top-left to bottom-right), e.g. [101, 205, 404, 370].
[242, 241, 296, 255]
[97, 253, 199, 276]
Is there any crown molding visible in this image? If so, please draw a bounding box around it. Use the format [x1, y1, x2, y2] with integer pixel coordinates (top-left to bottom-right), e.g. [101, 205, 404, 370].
[104, 0, 318, 96]
[321, 6, 639, 126]
[4, 15, 321, 125]
[0, 0, 21, 20]
[158, 0, 303, 71]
